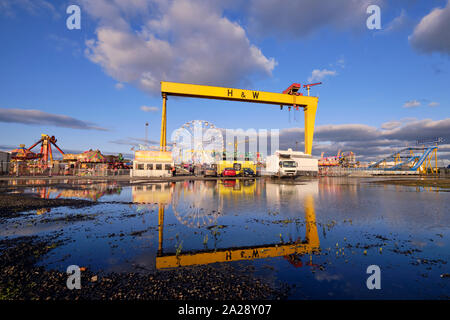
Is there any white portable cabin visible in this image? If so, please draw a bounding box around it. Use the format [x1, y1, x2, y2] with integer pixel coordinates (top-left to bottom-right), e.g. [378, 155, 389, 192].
[131, 150, 174, 178]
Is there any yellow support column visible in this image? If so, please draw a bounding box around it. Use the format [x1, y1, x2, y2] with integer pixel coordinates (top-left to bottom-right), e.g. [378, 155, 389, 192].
[304, 195, 319, 247]
[158, 204, 165, 255]
[304, 102, 318, 155]
[435, 145, 438, 175]
[160, 93, 167, 151]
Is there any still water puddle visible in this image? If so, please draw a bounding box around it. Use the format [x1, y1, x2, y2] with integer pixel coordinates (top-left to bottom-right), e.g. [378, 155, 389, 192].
[1, 178, 449, 299]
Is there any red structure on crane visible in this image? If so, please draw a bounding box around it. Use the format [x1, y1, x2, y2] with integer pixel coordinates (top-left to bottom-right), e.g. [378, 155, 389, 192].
[303, 82, 322, 96]
[281, 82, 322, 112]
[27, 134, 65, 167]
[281, 83, 304, 112]
[282, 83, 303, 96]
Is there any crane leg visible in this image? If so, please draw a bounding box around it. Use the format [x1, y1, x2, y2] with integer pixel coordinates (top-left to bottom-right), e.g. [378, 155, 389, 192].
[304, 101, 318, 155]
[304, 195, 319, 247]
[160, 93, 167, 151]
[158, 204, 165, 255]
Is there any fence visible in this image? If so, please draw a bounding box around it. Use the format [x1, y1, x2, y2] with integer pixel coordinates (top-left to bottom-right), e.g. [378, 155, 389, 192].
[4, 162, 130, 177]
[319, 166, 449, 177]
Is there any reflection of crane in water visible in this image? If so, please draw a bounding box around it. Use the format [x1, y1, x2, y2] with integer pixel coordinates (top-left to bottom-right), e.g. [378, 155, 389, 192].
[171, 181, 222, 228]
[156, 194, 319, 269]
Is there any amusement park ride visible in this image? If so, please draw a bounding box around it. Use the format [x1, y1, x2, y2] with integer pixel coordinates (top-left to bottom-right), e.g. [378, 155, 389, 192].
[11, 134, 64, 168]
[319, 150, 356, 167]
[27, 134, 65, 167]
[368, 143, 440, 174]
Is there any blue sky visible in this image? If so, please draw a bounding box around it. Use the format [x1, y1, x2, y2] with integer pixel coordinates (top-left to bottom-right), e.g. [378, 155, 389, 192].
[0, 0, 449, 161]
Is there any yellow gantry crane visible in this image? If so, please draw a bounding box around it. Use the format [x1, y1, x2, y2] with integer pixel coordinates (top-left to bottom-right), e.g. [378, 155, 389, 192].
[159, 81, 319, 155]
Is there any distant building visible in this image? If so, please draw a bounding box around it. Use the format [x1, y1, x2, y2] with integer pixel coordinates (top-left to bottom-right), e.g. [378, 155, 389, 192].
[0, 151, 11, 175]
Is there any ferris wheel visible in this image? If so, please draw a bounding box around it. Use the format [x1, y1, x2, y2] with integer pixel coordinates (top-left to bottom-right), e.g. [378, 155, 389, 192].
[171, 120, 223, 164]
[171, 181, 223, 228]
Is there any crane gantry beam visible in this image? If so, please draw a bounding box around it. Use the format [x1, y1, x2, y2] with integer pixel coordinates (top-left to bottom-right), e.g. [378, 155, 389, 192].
[159, 81, 319, 155]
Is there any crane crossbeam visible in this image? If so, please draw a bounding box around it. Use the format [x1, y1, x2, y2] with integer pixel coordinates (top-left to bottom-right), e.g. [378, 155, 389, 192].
[161, 81, 317, 107]
[159, 81, 319, 155]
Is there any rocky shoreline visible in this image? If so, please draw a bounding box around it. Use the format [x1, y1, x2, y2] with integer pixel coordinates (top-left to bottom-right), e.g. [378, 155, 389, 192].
[0, 193, 97, 220]
[0, 236, 289, 300]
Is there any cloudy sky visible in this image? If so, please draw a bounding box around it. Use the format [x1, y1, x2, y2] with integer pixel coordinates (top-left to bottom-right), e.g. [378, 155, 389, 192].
[0, 0, 449, 163]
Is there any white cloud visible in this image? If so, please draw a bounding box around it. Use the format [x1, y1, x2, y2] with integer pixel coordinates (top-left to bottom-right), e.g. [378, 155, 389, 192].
[308, 69, 337, 82]
[115, 83, 124, 90]
[383, 9, 412, 33]
[403, 100, 421, 108]
[140, 105, 158, 112]
[247, 0, 384, 38]
[279, 118, 450, 161]
[428, 101, 440, 107]
[381, 121, 402, 130]
[336, 58, 345, 69]
[0, 0, 59, 18]
[82, 0, 276, 95]
[0, 108, 107, 131]
[409, 0, 450, 55]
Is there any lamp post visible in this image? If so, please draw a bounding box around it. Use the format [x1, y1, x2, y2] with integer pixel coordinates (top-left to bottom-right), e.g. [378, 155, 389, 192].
[145, 122, 149, 147]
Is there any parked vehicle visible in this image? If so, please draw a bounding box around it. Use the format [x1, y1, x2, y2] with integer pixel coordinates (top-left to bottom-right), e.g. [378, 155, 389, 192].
[222, 168, 236, 177]
[204, 168, 217, 177]
[242, 168, 256, 177]
[265, 149, 318, 177]
[217, 160, 256, 176]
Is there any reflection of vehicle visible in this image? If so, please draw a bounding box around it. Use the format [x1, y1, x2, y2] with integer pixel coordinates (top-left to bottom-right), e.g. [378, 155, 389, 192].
[242, 168, 256, 177]
[222, 168, 236, 177]
[218, 179, 256, 196]
[222, 179, 237, 188]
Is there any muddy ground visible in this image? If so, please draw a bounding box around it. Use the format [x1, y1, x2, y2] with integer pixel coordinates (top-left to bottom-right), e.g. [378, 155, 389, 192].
[369, 178, 450, 189]
[0, 235, 289, 300]
[0, 176, 448, 300]
[0, 182, 289, 300]
[0, 193, 97, 220]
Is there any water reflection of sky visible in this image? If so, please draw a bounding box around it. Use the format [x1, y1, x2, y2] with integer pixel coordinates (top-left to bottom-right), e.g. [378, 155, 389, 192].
[1, 178, 449, 299]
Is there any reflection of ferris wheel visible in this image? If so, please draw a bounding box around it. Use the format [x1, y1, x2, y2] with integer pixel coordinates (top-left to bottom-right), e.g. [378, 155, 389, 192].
[171, 120, 223, 164]
[171, 181, 223, 228]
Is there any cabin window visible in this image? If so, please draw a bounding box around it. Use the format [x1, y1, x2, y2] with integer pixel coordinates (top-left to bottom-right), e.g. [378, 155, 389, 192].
[155, 164, 162, 170]
[137, 163, 144, 170]
[165, 164, 171, 170]
[147, 164, 153, 170]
